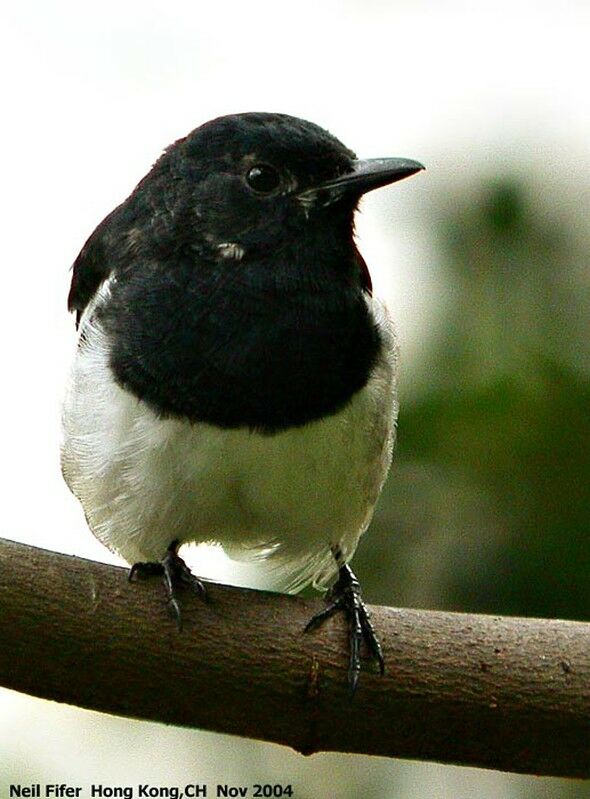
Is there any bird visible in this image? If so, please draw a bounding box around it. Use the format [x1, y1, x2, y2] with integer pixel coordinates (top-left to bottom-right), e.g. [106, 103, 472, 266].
[61, 112, 424, 692]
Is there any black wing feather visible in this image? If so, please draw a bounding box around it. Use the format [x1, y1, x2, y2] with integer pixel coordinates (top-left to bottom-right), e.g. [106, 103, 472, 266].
[68, 211, 117, 327]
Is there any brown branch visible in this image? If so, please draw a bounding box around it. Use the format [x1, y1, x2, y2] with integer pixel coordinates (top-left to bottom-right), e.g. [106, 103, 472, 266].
[1, 536, 589, 777]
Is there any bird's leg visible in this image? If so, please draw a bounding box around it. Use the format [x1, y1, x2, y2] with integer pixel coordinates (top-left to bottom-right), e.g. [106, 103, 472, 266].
[128, 539, 206, 629]
[305, 546, 384, 693]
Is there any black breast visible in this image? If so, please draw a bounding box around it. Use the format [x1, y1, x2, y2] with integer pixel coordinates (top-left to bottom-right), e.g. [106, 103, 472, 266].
[98, 249, 382, 433]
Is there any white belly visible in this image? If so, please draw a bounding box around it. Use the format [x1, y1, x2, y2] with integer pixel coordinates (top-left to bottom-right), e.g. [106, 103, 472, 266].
[61, 297, 398, 592]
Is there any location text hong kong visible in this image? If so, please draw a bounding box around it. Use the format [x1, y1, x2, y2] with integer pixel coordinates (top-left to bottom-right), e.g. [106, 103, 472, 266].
[10, 788, 206, 799]
[9, 785, 294, 799]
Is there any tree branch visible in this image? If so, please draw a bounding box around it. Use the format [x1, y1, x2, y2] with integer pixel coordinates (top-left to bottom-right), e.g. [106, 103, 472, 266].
[1, 536, 589, 777]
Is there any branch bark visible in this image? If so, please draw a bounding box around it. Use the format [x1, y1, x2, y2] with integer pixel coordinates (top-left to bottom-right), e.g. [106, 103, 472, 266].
[1, 536, 589, 777]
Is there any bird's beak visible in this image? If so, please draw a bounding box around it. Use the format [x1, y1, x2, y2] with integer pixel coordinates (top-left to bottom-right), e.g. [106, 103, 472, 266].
[298, 157, 425, 208]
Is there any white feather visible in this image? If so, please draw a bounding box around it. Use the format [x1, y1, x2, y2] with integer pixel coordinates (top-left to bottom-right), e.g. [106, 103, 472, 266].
[61, 279, 398, 592]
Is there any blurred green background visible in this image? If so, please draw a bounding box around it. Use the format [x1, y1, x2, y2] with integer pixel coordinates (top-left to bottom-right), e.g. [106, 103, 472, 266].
[364, 175, 590, 623]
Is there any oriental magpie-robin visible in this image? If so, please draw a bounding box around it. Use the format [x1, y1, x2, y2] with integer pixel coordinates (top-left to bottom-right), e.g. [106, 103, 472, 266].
[62, 112, 424, 691]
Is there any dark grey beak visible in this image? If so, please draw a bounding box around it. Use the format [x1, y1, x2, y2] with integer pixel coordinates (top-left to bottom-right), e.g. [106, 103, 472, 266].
[298, 157, 425, 207]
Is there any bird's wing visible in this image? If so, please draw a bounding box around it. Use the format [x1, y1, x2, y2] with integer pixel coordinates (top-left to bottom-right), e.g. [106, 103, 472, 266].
[354, 245, 373, 295]
[68, 208, 121, 327]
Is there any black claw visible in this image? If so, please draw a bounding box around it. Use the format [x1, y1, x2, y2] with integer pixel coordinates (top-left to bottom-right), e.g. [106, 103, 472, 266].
[304, 597, 344, 632]
[359, 604, 385, 675]
[168, 596, 183, 630]
[129, 561, 164, 581]
[128, 541, 206, 627]
[305, 562, 384, 692]
[348, 623, 362, 695]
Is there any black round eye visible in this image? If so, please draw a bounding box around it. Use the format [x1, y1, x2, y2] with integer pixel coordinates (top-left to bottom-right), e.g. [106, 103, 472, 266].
[246, 164, 281, 193]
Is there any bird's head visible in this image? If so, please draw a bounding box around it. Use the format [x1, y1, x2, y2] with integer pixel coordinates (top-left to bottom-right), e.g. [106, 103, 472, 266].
[142, 112, 424, 268]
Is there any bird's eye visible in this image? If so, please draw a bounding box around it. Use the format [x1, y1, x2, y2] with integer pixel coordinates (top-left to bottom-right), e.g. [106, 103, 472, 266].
[246, 164, 281, 194]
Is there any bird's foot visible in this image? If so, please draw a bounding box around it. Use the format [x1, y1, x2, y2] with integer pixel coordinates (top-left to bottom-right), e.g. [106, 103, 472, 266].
[305, 562, 384, 694]
[128, 539, 206, 629]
